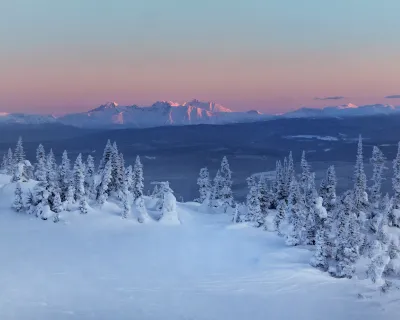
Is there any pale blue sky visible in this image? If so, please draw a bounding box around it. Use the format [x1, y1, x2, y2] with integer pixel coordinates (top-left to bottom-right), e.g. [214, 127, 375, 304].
[1, 0, 400, 113]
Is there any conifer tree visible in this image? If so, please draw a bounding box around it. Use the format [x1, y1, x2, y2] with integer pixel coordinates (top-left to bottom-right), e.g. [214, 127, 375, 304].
[98, 139, 113, 172]
[12, 183, 23, 212]
[85, 155, 96, 199]
[34, 144, 47, 182]
[13, 136, 25, 164]
[73, 154, 85, 201]
[125, 165, 133, 192]
[334, 191, 361, 278]
[284, 152, 294, 198]
[46, 149, 59, 189]
[6, 148, 14, 175]
[135, 196, 151, 223]
[197, 167, 211, 203]
[258, 174, 271, 218]
[390, 141, 400, 227]
[97, 160, 112, 206]
[132, 155, 144, 200]
[79, 197, 88, 214]
[354, 135, 368, 212]
[300, 151, 310, 193]
[59, 150, 71, 200]
[311, 227, 329, 271]
[304, 173, 319, 245]
[246, 175, 262, 226]
[65, 185, 75, 211]
[274, 200, 286, 235]
[220, 156, 234, 211]
[52, 191, 63, 214]
[211, 169, 224, 207]
[370, 146, 386, 206]
[159, 182, 180, 224]
[286, 178, 305, 246]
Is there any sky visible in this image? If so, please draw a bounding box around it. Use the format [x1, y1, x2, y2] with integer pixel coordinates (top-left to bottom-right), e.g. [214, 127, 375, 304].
[1, 0, 400, 114]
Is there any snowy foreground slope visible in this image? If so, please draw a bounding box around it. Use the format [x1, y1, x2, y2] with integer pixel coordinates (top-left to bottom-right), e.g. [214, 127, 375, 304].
[0, 176, 398, 320]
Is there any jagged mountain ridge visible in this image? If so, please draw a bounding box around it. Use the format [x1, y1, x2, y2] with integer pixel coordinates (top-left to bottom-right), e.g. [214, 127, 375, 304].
[283, 103, 400, 118]
[1, 101, 400, 128]
[58, 99, 266, 128]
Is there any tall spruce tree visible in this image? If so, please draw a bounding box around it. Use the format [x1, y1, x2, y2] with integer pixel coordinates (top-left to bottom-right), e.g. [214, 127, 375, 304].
[197, 167, 211, 203]
[12, 183, 23, 212]
[85, 155, 96, 199]
[246, 175, 262, 226]
[390, 142, 400, 227]
[73, 154, 85, 201]
[14, 136, 25, 164]
[97, 160, 112, 206]
[98, 139, 113, 172]
[35, 144, 47, 182]
[6, 148, 14, 175]
[132, 155, 144, 200]
[354, 135, 368, 212]
[220, 156, 233, 211]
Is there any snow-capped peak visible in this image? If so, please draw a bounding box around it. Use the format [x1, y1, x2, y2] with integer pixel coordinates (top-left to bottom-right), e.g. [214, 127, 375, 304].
[183, 99, 232, 113]
[90, 102, 119, 112]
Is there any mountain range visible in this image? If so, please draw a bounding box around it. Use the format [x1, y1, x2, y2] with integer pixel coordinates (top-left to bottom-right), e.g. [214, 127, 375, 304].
[1, 100, 399, 128]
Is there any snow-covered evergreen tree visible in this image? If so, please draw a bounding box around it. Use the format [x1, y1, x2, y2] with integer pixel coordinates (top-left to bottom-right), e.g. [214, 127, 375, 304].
[12, 183, 23, 212]
[390, 142, 400, 228]
[258, 174, 271, 218]
[6, 148, 14, 175]
[85, 155, 96, 199]
[246, 175, 262, 226]
[273, 160, 285, 204]
[97, 160, 112, 206]
[304, 173, 319, 245]
[73, 154, 85, 201]
[79, 197, 88, 214]
[125, 165, 133, 192]
[370, 146, 386, 206]
[197, 167, 211, 203]
[286, 178, 305, 246]
[46, 149, 59, 191]
[274, 200, 286, 235]
[52, 191, 63, 214]
[319, 166, 337, 212]
[311, 227, 329, 271]
[13, 136, 25, 164]
[65, 185, 75, 211]
[34, 144, 47, 182]
[300, 151, 311, 193]
[98, 139, 113, 172]
[284, 152, 294, 198]
[159, 182, 180, 224]
[354, 135, 368, 212]
[220, 156, 234, 211]
[59, 150, 71, 201]
[211, 169, 224, 207]
[333, 191, 361, 278]
[132, 155, 144, 200]
[135, 196, 151, 223]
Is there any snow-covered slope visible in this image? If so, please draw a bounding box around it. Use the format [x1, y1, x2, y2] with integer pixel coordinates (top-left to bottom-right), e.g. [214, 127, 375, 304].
[284, 103, 400, 118]
[0, 175, 398, 320]
[58, 100, 267, 128]
[0, 112, 57, 124]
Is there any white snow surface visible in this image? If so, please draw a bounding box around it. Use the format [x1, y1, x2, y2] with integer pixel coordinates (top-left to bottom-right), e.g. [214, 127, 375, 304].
[0, 175, 399, 320]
